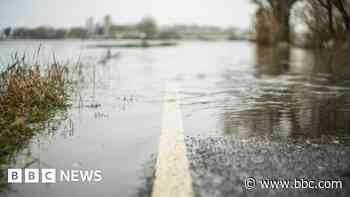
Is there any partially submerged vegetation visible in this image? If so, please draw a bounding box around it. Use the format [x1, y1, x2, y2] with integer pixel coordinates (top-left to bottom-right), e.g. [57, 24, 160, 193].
[0, 55, 71, 162]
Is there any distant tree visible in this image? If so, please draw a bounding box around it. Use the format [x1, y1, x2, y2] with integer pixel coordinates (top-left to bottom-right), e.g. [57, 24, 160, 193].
[4, 27, 11, 37]
[95, 23, 104, 35]
[158, 30, 181, 40]
[31, 27, 56, 39]
[67, 27, 88, 39]
[12, 27, 29, 38]
[55, 29, 67, 39]
[12, 26, 55, 39]
[137, 16, 158, 39]
[252, 0, 299, 43]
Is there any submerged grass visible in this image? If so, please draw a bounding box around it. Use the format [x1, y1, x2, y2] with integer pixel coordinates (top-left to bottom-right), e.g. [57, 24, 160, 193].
[0, 55, 71, 162]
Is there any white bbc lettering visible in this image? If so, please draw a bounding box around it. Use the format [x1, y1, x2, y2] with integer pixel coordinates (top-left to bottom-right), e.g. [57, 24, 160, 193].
[80, 170, 94, 182]
[41, 169, 56, 183]
[60, 170, 70, 182]
[8, 169, 103, 183]
[94, 170, 103, 182]
[8, 169, 22, 183]
[24, 169, 39, 183]
[71, 170, 79, 182]
[59, 170, 103, 182]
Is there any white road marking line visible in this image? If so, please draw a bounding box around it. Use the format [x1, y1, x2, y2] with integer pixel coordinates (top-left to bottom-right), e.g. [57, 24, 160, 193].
[152, 83, 194, 197]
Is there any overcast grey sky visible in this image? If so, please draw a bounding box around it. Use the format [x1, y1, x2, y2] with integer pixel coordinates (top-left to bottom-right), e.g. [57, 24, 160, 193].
[0, 0, 256, 29]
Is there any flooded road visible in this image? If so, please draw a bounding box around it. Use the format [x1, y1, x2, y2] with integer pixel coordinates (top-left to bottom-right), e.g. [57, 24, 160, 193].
[0, 40, 350, 197]
[178, 44, 350, 139]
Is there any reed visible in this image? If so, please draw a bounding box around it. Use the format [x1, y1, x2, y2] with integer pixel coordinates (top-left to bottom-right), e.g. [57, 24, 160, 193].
[0, 55, 70, 159]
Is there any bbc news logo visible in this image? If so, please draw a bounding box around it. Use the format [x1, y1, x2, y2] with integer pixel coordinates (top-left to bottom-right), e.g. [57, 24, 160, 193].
[8, 169, 103, 183]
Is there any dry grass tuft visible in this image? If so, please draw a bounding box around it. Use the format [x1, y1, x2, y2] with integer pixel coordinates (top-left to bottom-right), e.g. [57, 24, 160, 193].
[0, 55, 71, 159]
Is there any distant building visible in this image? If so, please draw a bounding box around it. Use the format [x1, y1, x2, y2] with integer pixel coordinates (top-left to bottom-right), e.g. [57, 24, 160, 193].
[103, 15, 112, 37]
[86, 17, 96, 36]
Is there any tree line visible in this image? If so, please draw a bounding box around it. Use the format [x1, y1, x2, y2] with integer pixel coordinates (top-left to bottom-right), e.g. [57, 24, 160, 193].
[2, 27, 89, 39]
[1, 17, 168, 40]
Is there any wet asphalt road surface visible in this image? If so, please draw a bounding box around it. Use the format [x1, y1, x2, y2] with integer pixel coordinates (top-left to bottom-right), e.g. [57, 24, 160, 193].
[185, 136, 350, 197]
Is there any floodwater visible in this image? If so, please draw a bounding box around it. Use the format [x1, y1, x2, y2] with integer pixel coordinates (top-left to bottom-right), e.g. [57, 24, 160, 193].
[0, 40, 350, 197]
